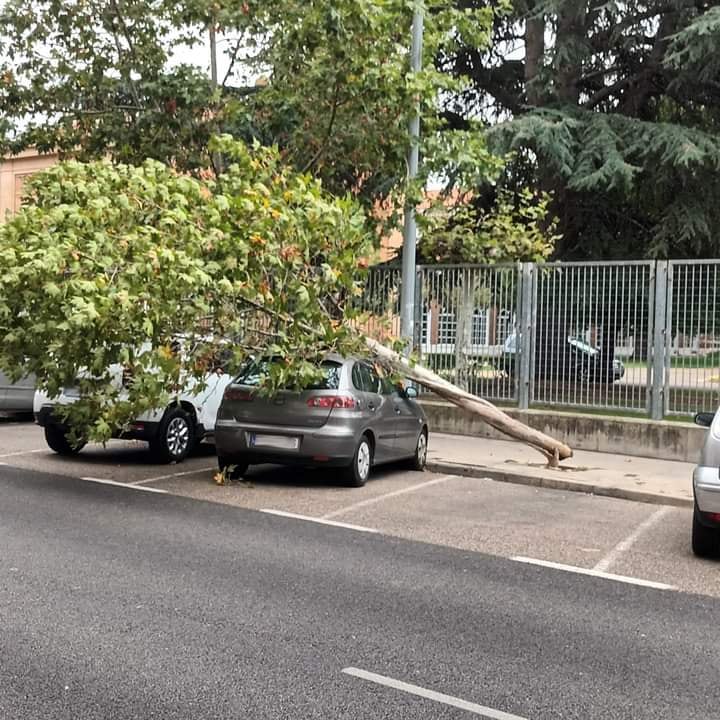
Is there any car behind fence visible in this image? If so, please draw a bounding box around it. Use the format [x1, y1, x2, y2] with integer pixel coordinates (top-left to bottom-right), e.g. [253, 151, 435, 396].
[359, 260, 720, 420]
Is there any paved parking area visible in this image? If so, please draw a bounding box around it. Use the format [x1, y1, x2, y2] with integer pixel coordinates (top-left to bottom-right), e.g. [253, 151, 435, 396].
[2, 418, 718, 598]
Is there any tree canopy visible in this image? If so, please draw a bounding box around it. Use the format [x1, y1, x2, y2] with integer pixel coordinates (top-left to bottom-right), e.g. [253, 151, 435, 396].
[5, 1, 719, 261]
[0, 137, 373, 440]
[0, 1, 497, 206]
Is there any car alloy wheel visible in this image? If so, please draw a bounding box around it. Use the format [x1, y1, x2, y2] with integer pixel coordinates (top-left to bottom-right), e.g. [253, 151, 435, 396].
[150, 407, 195, 463]
[166, 416, 190, 457]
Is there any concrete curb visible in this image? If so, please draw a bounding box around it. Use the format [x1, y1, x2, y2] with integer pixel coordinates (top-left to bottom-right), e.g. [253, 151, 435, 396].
[426, 460, 694, 509]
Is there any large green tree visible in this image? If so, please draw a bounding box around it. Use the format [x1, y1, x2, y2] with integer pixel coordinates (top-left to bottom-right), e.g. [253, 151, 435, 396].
[0, 1, 498, 213]
[440, 0, 720, 260]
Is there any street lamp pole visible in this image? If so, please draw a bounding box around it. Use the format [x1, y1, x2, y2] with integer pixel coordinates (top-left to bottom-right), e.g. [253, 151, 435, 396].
[399, 3, 424, 347]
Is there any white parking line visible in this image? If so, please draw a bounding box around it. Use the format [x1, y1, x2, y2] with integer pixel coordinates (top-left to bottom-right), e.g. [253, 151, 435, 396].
[342, 667, 527, 720]
[593, 507, 672, 573]
[260, 509, 378, 534]
[0, 449, 46, 459]
[129, 466, 216, 485]
[512, 556, 674, 590]
[322, 475, 456, 520]
[80, 477, 168, 494]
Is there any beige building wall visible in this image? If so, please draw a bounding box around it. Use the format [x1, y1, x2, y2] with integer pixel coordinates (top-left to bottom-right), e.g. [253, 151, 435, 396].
[0, 149, 58, 221]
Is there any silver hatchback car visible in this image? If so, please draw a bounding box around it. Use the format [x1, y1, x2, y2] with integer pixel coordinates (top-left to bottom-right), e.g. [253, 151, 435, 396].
[692, 410, 720, 557]
[215, 357, 429, 486]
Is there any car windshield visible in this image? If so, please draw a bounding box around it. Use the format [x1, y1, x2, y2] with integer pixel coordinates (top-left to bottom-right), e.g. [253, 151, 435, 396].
[235, 359, 342, 390]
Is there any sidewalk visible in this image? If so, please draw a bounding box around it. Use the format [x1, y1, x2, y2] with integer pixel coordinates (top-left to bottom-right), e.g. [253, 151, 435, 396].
[426, 432, 695, 507]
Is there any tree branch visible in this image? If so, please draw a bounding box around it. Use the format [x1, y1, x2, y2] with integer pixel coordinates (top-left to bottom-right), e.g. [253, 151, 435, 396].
[222, 37, 243, 88]
[583, 75, 633, 108]
[301, 79, 341, 173]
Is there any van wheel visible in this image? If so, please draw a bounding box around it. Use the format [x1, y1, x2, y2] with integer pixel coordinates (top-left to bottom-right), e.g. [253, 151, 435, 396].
[150, 407, 194, 463]
[692, 504, 719, 558]
[343, 434, 372, 487]
[44, 425, 86, 456]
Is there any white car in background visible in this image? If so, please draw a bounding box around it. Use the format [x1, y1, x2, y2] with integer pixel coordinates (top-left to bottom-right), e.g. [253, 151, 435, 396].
[692, 409, 720, 557]
[34, 354, 233, 463]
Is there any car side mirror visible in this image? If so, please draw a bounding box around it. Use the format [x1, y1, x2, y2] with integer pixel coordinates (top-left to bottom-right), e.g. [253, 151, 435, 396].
[404, 386, 418, 399]
[694, 412, 715, 428]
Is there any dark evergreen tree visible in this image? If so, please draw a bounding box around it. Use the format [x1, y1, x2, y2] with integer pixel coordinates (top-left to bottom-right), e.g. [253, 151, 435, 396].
[441, 1, 720, 259]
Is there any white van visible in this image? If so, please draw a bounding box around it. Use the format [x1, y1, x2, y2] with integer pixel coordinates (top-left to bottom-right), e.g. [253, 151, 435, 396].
[34, 353, 233, 463]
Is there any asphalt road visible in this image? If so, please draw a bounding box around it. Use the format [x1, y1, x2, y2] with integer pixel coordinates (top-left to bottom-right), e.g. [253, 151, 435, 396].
[2, 464, 720, 719]
[3, 420, 719, 597]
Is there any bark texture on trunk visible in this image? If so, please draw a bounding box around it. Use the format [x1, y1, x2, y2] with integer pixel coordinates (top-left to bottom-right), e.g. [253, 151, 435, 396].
[366, 337, 573, 467]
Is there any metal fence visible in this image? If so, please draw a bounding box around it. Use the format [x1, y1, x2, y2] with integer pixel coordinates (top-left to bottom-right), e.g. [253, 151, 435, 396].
[360, 260, 720, 419]
[663, 261, 720, 417]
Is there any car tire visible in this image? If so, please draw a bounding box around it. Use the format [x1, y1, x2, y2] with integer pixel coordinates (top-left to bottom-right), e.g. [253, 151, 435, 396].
[218, 455, 249, 480]
[149, 406, 195, 463]
[408, 428, 428, 472]
[343, 434, 372, 487]
[692, 504, 719, 558]
[44, 425, 86, 456]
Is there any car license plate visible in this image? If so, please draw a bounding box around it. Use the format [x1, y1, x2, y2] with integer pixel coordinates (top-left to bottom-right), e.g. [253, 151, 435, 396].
[250, 433, 299, 451]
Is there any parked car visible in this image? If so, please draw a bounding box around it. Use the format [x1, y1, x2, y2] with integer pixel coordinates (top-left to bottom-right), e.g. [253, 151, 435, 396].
[498, 333, 625, 382]
[691, 410, 720, 557]
[34, 348, 233, 463]
[0, 369, 35, 414]
[215, 356, 428, 487]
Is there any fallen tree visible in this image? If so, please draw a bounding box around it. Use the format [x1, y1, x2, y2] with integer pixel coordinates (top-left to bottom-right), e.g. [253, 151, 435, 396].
[0, 136, 571, 465]
[366, 338, 572, 466]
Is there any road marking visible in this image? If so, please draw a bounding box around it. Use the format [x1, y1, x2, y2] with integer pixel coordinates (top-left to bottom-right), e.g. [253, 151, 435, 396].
[0, 449, 46, 459]
[593, 507, 672, 573]
[80, 477, 168, 494]
[512, 556, 674, 590]
[129, 465, 216, 485]
[342, 667, 527, 720]
[322, 475, 456, 520]
[259, 509, 378, 534]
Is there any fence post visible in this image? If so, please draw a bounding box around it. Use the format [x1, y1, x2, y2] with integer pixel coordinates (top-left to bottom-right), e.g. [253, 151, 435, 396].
[413, 268, 423, 356]
[651, 261, 669, 420]
[518, 263, 535, 410]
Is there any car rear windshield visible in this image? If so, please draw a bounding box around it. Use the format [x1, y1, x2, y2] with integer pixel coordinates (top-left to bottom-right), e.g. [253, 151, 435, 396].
[235, 360, 342, 390]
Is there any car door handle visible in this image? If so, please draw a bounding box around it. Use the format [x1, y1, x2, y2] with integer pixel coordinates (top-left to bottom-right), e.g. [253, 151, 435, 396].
[367, 402, 376, 411]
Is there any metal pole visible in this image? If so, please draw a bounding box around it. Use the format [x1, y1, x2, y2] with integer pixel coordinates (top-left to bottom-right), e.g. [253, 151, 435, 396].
[209, 23, 223, 175]
[518, 263, 535, 410]
[209, 24, 218, 86]
[399, 4, 424, 345]
[651, 261, 669, 420]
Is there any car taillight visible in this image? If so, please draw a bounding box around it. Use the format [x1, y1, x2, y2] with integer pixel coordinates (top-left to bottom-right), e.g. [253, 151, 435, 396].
[306, 395, 356, 409]
[224, 388, 254, 401]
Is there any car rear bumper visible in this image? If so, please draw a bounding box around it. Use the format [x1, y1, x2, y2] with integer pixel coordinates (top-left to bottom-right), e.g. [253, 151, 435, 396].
[693, 465, 720, 515]
[35, 404, 163, 442]
[215, 419, 358, 467]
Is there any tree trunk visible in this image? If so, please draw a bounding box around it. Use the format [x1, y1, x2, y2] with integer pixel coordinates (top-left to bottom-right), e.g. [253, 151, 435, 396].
[524, 5, 545, 107]
[454, 272, 474, 391]
[366, 337, 573, 467]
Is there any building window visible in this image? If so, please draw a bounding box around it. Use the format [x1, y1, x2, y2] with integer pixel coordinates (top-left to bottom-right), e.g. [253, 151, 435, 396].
[437, 312, 457, 344]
